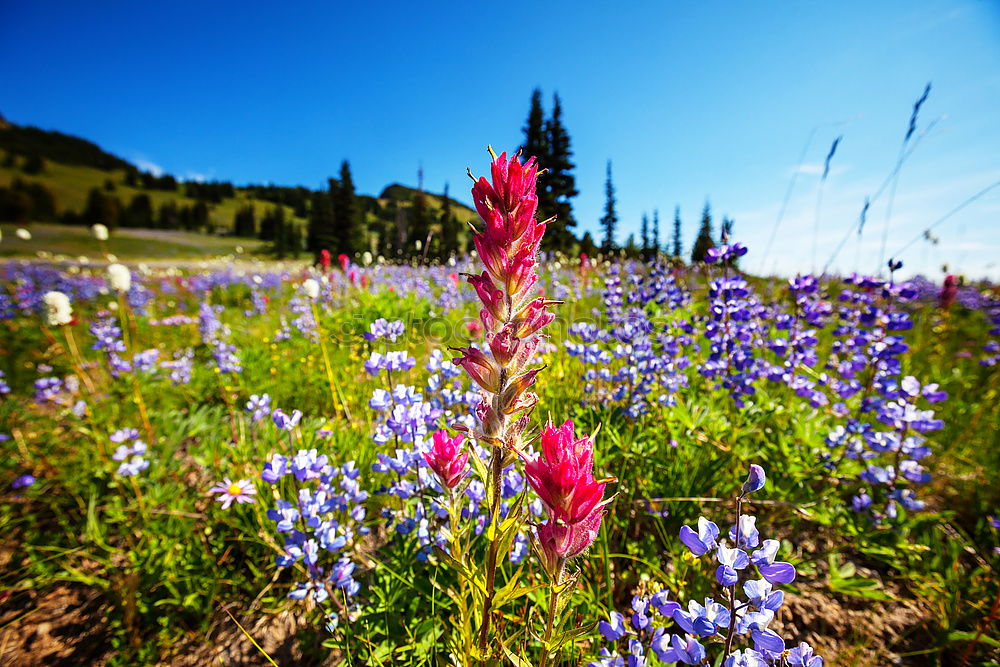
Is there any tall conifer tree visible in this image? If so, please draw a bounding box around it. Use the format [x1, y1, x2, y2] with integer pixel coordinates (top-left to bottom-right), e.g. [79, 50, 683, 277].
[641, 213, 650, 260]
[691, 201, 716, 263]
[672, 206, 683, 259]
[308, 189, 336, 262]
[600, 161, 618, 252]
[440, 183, 459, 258]
[333, 161, 364, 254]
[652, 209, 660, 257]
[545, 93, 579, 250]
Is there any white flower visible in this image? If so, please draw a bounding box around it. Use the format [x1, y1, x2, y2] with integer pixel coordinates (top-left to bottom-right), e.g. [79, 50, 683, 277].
[91, 224, 109, 241]
[107, 263, 132, 292]
[302, 278, 320, 300]
[106, 253, 118, 263]
[43, 291, 73, 326]
[15, 228, 31, 240]
[362, 251, 373, 266]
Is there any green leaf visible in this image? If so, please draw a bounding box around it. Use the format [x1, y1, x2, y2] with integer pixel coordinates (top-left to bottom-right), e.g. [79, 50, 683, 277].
[946, 630, 1000, 649]
[551, 620, 598, 651]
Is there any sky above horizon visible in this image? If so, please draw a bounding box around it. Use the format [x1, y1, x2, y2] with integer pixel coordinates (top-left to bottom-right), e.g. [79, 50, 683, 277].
[2, 1, 999, 279]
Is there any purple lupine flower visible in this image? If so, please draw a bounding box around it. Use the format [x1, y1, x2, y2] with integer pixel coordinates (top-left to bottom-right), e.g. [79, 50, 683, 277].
[751, 539, 796, 584]
[272, 408, 302, 430]
[11, 474, 36, 489]
[246, 394, 272, 422]
[742, 464, 766, 494]
[679, 517, 720, 556]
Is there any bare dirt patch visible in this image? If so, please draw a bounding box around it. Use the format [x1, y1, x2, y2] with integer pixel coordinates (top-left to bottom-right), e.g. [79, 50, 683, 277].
[0, 584, 110, 667]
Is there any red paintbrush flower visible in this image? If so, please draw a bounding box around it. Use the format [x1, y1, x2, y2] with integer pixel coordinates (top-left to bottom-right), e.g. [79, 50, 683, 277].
[423, 430, 470, 489]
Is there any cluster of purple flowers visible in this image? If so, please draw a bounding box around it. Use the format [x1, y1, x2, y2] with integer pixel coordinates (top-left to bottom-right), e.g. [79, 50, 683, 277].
[591, 466, 822, 667]
[111, 427, 150, 477]
[982, 297, 1000, 366]
[159, 349, 194, 385]
[361, 318, 537, 561]
[287, 289, 319, 341]
[820, 276, 945, 522]
[198, 302, 241, 373]
[245, 393, 272, 422]
[567, 262, 693, 418]
[757, 275, 831, 408]
[260, 443, 367, 624]
[700, 247, 765, 408]
[90, 315, 132, 377]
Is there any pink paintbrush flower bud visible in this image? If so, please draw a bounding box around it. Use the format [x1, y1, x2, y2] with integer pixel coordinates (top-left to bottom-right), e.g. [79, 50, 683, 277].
[525, 420, 610, 526]
[452, 347, 501, 392]
[487, 326, 520, 366]
[536, 508, 604, 569]
[423, 430, 469, 489]
[512, 298, 557, 338]
[467, 272, 506, 322]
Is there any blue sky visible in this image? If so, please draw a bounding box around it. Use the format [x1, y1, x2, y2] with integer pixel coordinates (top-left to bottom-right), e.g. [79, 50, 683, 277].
[2, 1, 999, 278]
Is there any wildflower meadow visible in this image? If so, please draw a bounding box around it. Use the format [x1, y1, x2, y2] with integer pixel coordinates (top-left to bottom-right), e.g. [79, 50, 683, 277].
[1, 147, 998, 666]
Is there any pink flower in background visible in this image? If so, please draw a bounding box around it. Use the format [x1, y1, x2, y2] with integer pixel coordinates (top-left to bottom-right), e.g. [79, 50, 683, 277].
[939, 274, 958, 310]
[423, 430, 469, 489]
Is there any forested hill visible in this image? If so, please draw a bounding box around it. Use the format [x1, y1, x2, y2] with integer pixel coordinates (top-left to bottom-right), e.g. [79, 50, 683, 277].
[0, 117, 479, 260]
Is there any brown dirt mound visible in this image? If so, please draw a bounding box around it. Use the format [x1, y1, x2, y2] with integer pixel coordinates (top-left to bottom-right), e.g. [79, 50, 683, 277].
[0, 584, 110, 666]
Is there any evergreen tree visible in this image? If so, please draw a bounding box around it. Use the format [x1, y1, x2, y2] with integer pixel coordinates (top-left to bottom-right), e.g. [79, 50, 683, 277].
[672, 206, 683, 259]
[523, 89, 549, 169]
[22, 154, 45, 175]
[192, 201, 209, 230]
[259, 206, 280, 241]
[157, 201, 178, 230]
[307, 189, 336, 261]
[233, 204, 256, 237]
[624, 233, 639, 259]
[123, 193, 153, 228]
[641, 212, 650, 260]
[544, 93, 579, 250]
[333, 161, 365, 255]
[177, 205, 193, 231]
[579, 231, 597, 257]
[691, 201, 716, 263]
[0, 187, 33, 223]
[599, 161, 618, 252]
[440, 183, 459, 258]
[523, 89, 552, 220]
[285, 221, 301, 259]
[652, 209, 660, 257]
[409, 192, 432, 260]
[83, 187, 121, 229]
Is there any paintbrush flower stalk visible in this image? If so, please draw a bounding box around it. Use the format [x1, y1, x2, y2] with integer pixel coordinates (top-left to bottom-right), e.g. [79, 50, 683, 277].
[454, 148, 558, 655]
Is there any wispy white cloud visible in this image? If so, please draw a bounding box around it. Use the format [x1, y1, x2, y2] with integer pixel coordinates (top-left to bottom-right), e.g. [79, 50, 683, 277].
[132, 157, 164, 177]
[790, 163, 849, 178]
[733, 168, 1000, 280]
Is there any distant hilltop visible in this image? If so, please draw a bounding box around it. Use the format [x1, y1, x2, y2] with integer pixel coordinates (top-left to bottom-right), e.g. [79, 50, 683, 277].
[0, 117, 479, 260]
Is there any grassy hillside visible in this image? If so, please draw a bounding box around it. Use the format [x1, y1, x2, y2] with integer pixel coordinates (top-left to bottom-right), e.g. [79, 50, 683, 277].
[0, 222, 265, 260]
[0, 162, 307, 233]
[0, 120, 481, 258]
